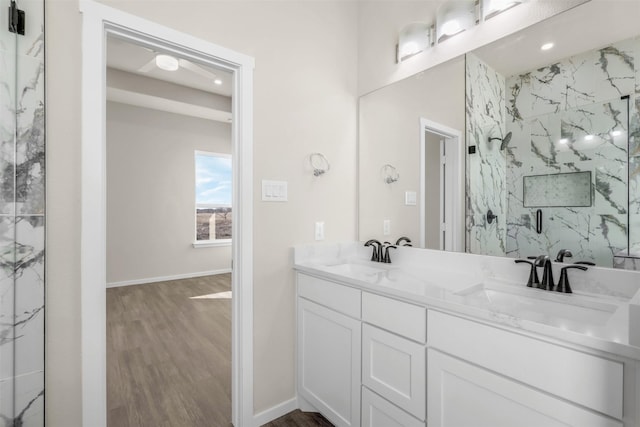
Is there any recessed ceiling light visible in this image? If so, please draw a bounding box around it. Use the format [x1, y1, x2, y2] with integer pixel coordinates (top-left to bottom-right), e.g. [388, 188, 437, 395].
[155, 54, 179, 71]
[540, 42, 554, 51]
[214, 79, 223, 85]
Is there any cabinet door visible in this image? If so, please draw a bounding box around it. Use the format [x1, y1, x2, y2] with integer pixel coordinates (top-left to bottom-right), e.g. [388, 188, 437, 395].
[362, 387, 425, 427]
[362, 324, 426, 420]
[427, 349, 622, 427]
[298, 298, 361, 427]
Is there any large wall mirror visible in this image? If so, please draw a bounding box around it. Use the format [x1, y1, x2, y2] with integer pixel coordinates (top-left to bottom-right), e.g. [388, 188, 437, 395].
[358, 1, 640, 268]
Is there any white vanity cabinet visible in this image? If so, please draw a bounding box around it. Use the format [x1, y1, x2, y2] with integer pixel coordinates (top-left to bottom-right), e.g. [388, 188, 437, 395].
[297, 274, 362, 427]
[427, 310, 625, 427]
[361, 292, 427, 423]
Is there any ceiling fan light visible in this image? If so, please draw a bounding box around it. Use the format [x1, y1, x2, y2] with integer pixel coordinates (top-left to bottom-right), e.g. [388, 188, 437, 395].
[155, 54, 179, 71]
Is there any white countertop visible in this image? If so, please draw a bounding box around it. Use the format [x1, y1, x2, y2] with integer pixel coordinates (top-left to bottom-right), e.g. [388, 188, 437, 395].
[293, 242, 640, 361]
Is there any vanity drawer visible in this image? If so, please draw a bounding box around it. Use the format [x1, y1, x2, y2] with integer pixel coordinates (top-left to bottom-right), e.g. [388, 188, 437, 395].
[297, 273, 361, 318]
[362, 292, 426, 343]
[428, 310, 624, 420]
[362, 324, 426, 420]
[362, 387, 425, 427]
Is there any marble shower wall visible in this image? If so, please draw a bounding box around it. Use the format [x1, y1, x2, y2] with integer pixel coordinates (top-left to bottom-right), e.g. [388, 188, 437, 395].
[465, 53, 507, 256]
[504, 36, 639, 267]
[0, 0, 45, 426]
[467, 36, 640, 268]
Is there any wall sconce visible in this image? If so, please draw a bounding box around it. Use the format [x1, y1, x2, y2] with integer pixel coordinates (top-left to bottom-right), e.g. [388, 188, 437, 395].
[381, 164, 399, 184]
[436, 0, 477, 43]
[397, 22, 434, 63]
[482, 0, 522, 20]
[309, 153, 330, 176]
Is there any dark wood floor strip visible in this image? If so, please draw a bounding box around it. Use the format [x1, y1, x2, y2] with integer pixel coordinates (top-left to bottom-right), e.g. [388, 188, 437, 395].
[261, 410, 333, 427]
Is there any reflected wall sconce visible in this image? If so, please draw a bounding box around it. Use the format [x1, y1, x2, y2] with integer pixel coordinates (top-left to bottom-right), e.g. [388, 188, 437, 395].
[397, 22, 434, 63]
[482, 0, 523, 20]
[309, 153, 330, 176]
[382, 164, 399, 184]
[436, 0, 477, 43]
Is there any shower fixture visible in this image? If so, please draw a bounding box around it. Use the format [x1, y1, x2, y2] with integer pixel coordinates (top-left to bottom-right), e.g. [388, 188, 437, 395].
[488, 131, 512, 151]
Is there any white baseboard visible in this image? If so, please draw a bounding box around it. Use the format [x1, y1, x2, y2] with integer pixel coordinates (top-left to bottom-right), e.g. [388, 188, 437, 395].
[252, 397, 298, 426]
[106, 268, 232, 288]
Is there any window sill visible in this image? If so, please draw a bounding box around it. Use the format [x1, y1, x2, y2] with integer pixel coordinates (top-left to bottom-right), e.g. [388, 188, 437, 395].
[193, 240, 232, 248]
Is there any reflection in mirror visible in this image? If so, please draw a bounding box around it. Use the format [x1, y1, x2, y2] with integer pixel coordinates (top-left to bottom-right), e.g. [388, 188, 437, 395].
[358, 57, 465, 250]
[466, 8, 639, 268]
[358, 1, 640, 269]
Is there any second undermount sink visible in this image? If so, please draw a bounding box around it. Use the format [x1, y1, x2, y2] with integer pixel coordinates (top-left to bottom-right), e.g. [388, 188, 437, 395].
[455, 282, 621, 329]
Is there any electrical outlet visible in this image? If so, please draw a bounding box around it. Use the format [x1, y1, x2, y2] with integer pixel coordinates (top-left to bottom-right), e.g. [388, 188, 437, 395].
[315, 222, 325, 241]
[383, 220, 391, 236]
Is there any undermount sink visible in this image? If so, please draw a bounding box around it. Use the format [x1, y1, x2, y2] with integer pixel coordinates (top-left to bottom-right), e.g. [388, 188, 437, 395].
[321, 262, 388, 278]
[456, 282, 621, 328]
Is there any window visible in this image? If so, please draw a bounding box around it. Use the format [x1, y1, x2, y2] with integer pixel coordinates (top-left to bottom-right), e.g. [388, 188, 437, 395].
[195, 151, 232, 245]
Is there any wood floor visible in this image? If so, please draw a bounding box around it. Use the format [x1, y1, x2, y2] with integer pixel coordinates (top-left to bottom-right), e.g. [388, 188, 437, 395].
[107, 274, 232, 427]
[107, 273, 333, 427]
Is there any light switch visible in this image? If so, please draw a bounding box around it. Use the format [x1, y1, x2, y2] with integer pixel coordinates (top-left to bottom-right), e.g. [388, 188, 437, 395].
[315, 222, 325, 240]
[405, 191, 417, 206]
[262, 180, 288, 202]
[383, 220, 391, 236]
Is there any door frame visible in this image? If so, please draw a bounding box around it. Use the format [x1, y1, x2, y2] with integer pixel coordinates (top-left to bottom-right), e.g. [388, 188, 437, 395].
[79, 2, 255, 426]
[419, 118, 463, 251]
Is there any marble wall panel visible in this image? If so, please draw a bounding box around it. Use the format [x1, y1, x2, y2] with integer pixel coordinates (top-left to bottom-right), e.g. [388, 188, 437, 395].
[466, 53, 507, 256]
[500, 37, 639, 267]
[0, 1, 45, 424]
[0, 51, 16, 216]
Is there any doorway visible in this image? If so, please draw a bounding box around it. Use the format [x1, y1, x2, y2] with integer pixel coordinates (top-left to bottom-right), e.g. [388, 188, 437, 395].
[104, 33, 235, 425]
[80, 3, 254, 426]
[419, 118, 463, 252]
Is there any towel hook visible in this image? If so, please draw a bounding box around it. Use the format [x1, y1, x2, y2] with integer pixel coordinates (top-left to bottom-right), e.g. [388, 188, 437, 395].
[309, 153, 330, 176]
[381, 164, 399, 184]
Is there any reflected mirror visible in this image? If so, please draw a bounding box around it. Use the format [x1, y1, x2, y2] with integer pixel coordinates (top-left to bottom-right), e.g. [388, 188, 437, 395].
[358, 1, 640, 268]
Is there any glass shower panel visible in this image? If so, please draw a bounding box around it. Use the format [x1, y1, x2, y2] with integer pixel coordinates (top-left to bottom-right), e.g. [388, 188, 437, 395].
[0, 0, 45, 425]
[0, 2, 19, 423]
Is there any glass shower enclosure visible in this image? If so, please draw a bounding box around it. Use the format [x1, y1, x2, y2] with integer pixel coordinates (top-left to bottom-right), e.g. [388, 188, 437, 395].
[0, 0, 45, 425]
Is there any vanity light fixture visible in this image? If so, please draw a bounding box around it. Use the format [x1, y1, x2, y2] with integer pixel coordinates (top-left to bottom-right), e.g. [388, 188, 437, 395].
[482, 0, 522, 20]
[397, 22, 434, 63]
[436, 0, 477, 43]
[540, 42, 554, 51]
[155, 54, 180, 71]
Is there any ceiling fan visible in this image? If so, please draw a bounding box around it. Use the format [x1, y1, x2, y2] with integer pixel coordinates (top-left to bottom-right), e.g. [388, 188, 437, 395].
[137, 53, 221, 84]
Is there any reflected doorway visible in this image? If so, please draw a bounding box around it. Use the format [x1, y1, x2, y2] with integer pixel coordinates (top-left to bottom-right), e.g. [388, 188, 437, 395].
[419, 119, 463, 252]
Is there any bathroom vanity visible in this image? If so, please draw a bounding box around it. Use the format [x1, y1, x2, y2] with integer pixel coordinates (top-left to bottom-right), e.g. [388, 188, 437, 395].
[294, 243, 640, 427]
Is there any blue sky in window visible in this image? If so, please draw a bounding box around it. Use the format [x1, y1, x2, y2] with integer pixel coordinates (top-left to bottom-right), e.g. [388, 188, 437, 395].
[196, 154, 232, 205]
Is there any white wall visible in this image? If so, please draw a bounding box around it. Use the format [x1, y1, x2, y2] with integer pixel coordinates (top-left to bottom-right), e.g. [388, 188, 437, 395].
[357, 0, 589, 95]
[106, 102, 232, 285]
[45, 0, 606, 424]
[46, 0, 357, 423]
